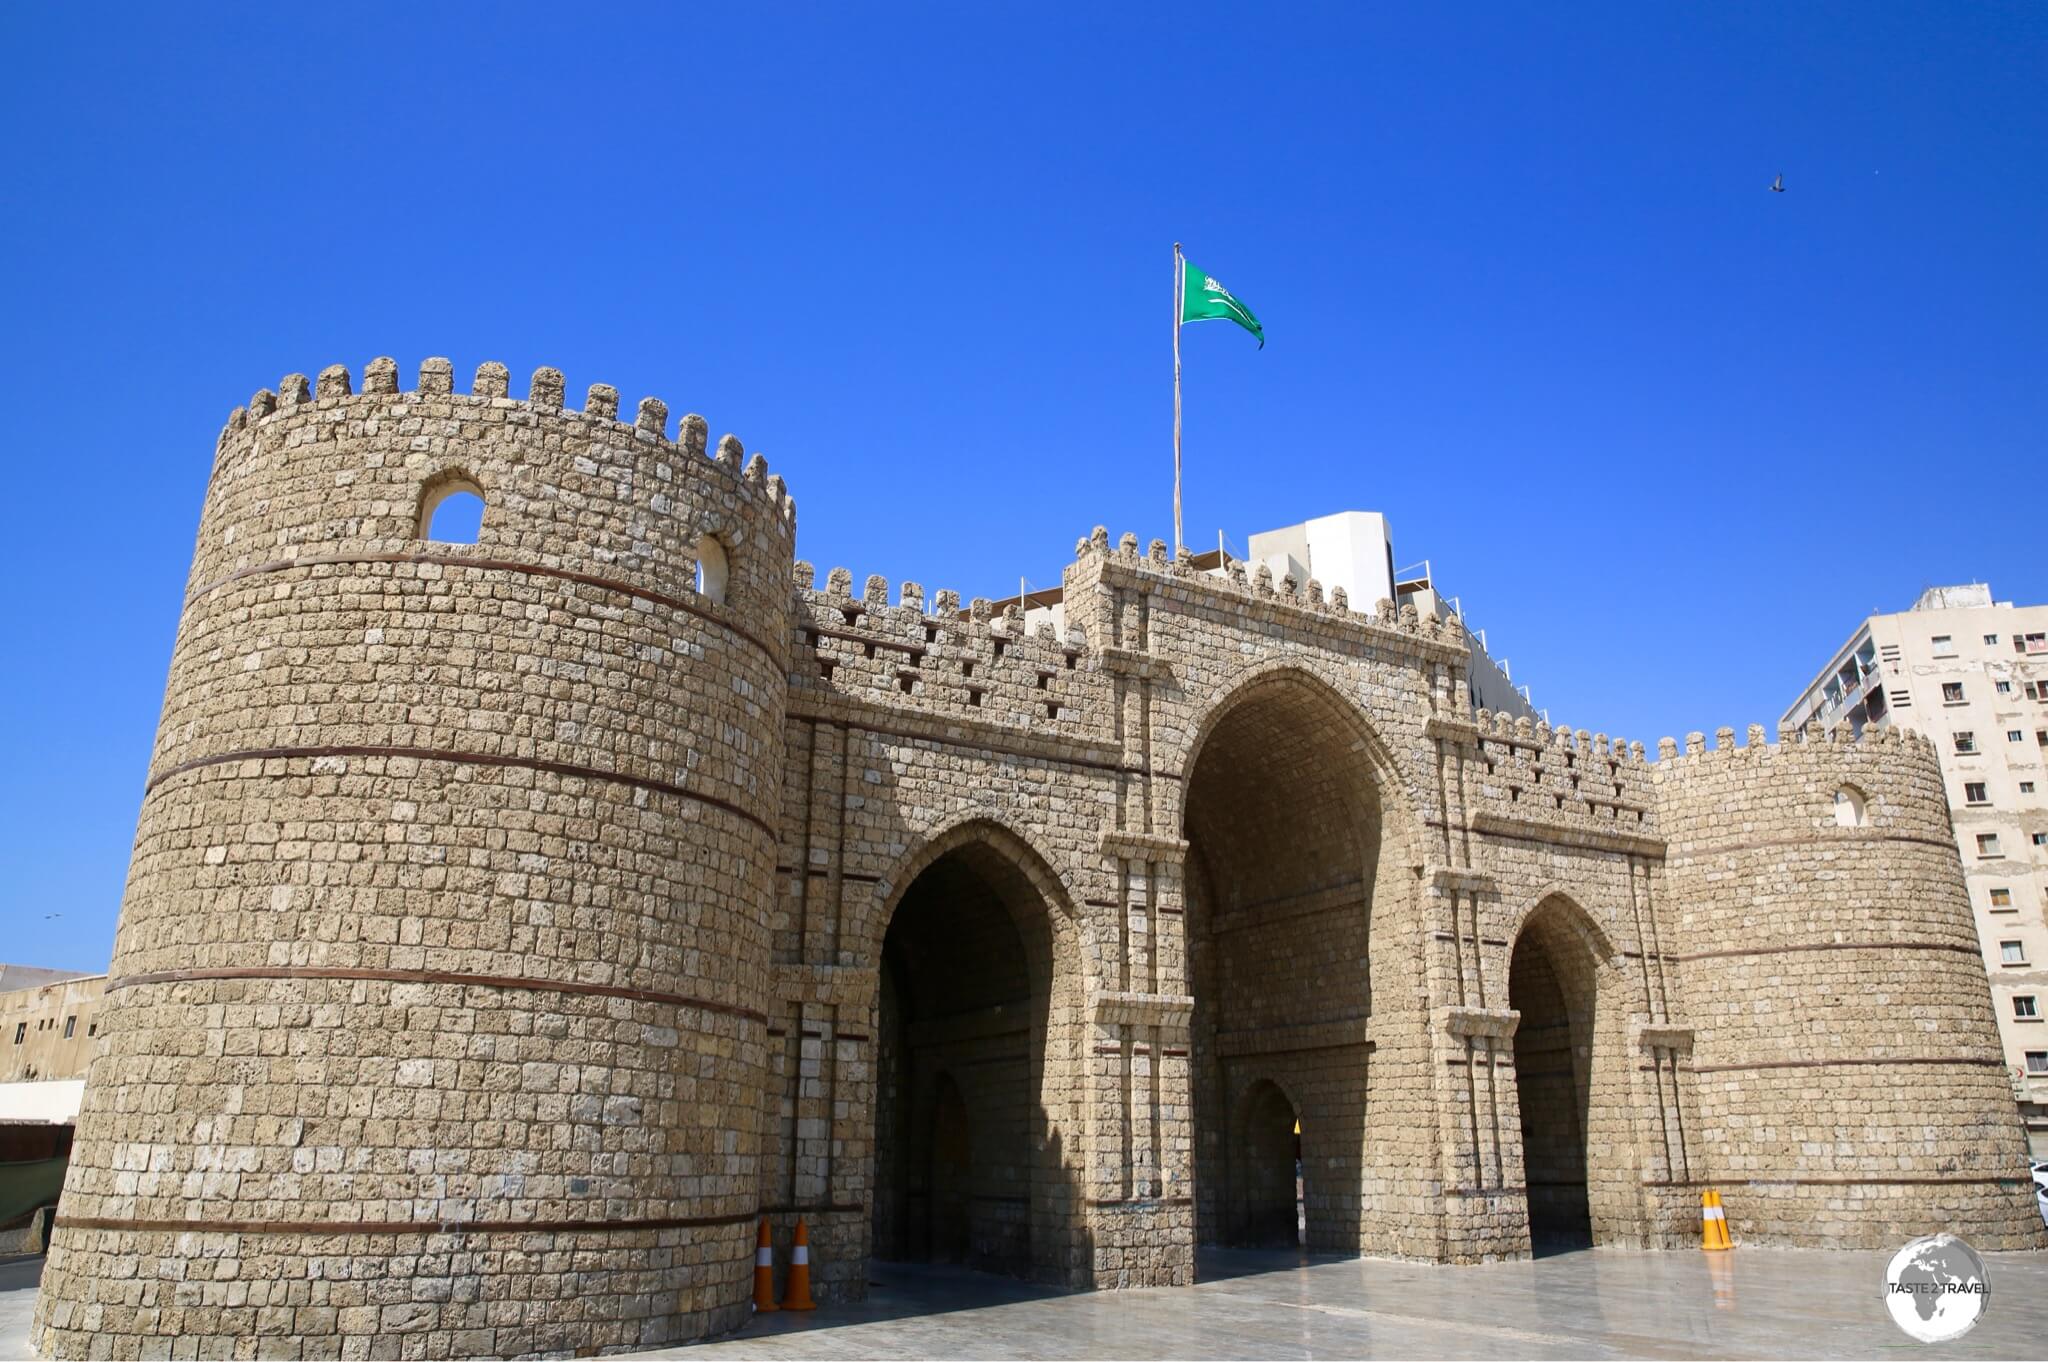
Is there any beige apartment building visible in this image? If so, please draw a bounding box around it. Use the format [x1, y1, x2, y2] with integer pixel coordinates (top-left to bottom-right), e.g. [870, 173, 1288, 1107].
[1784, 584, 2048, 1155]
[0, 969, 105, 1253]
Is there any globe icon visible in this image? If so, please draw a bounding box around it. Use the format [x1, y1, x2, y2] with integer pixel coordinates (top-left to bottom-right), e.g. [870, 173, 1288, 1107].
[1883, 1234, 1989, 1343]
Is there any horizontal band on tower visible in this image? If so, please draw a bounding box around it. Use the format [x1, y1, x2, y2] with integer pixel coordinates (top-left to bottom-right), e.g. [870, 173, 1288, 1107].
[1674, 940, 1982, 965]
[184, 550, 782, 668]
[1667, 830, 1962, 862]
[105, 965, 768, 1023]
[57, 1208, 763, 1237]
[144, 744, 777, 840]
[1690, 1054, 2004, 1074]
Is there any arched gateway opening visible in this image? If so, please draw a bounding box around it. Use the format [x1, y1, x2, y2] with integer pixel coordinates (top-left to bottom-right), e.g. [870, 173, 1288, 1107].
[872, 832, 1079, 1281]
[1183, 670, 1399, 1256]
[1508, 895, 1628, 1253]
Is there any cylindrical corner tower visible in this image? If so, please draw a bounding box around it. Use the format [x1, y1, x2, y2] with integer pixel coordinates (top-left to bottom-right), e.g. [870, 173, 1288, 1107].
[34, 358, 797, 1358]
[1657, 729, 2046, 1251]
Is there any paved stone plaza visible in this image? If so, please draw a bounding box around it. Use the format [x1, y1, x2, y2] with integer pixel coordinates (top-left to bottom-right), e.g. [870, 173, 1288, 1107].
[673, 1247, 2048, 1360]
[13, 1247, 2048, 1360]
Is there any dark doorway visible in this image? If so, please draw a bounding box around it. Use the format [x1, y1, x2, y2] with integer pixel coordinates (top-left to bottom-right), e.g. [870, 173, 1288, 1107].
[873, 842, 1048, 1279]
[1509, 921, 1593, 1252]
[1232, 1081, 1303, 1247]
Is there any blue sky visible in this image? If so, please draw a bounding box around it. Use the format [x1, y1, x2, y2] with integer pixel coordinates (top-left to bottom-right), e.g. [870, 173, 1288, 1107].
[2, 3, 2044, 970]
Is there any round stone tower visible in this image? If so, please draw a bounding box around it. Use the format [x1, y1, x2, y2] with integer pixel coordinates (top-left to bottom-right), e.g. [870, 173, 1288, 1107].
[1656, 725, 2046, 1251]
[34, 358, 795, 1357]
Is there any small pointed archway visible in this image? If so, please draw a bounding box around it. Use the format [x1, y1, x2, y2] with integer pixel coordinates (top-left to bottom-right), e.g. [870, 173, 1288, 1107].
[1507, 894, 1636, 1253]
[869, 824, 1086, 1283]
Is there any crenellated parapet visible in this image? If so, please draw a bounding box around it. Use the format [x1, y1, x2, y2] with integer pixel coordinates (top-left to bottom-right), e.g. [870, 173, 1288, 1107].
[787, 561, 1112, 738]
[200, 356, 794, 622]
[1465, 711, 1657, 848]
[1650, 718, 1951, 856]
[1070, 524, 1471, 662]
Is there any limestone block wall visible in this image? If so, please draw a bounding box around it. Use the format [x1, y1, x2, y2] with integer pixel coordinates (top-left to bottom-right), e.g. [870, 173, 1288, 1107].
[1656, 723, 2047, 1250]
[34, 359, 796, 1360]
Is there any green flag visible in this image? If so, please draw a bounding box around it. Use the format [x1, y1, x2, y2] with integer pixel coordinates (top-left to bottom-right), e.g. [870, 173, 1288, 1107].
[1180, 257, 1263, 347]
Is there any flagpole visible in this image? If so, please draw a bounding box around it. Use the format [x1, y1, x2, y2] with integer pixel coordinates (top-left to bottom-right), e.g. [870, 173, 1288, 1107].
[1172, 242, 1184, 556]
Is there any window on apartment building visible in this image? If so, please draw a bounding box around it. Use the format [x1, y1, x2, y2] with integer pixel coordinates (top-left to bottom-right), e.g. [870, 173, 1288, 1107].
[2029, 1051, 2048, 1074]
[2028, 682, 2048, 702]
[2023, 781, 2037, 794]
[1933, 635, 1956, 655]
[1998, 681, 2014, 695]
[1991, 887, 2013, 908]
[10, 1023, 21, 1045]
[62, 1015, 74, 1039]
[1977, 832, 2003, 857]
[2017, 995, 2041, 1019]
[1955, 731, 1977, 753]
[2003, 941, 2028, 964]
[1944, 682, 1966, 703]
[1986, 634, 2001, 646]
[2020, 632, 2047, 654]
[2036, 832, 2048, 847]
[2012, 730, 2027, 742]
[1965, 782, 1989, 804]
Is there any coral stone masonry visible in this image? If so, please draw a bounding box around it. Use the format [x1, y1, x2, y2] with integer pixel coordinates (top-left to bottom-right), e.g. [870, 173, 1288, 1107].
[32, 359, 2046, 1359]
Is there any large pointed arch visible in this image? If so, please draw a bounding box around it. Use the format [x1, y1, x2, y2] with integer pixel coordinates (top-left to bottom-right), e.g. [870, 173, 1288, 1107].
[1175, 661, 1426, 1258]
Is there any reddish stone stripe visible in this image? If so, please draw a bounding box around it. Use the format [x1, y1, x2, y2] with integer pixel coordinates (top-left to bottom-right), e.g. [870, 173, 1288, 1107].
[1736, 1175, 2028, 1188]
[1691, 1054, 2003, 1075]
[185, 551, 781, 667]
[1668, 831, 1961, 862]
[1675, 940, 1981, 965]
[144, 744, 777, 841]
[57, 1209, 761, 1236]
[106, 966, 768, 1024]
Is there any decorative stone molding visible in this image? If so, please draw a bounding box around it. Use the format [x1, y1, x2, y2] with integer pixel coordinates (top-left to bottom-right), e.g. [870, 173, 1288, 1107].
[1471, 809, 1666, 858]
[1633, 1022, 1695, 1057]
[1425, 864, 1496, 895]
[1098, 647, 1171, 681]
[1424, 715, 1482, 743]
[1099, 829, 1189, 863]
[1093, 990, 1196, 1033]
[1437, 1005, 1520, 1040]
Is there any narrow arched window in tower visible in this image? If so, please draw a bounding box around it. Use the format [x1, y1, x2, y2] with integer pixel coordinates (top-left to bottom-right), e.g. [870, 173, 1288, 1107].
[695, 535, 729, 604]
[1833, 785, 1867, 828]
[418, 476, 486, 544]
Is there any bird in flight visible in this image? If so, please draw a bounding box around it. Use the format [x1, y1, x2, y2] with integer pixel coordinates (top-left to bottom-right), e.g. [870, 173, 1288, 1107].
[1771, 173, 1785, 193]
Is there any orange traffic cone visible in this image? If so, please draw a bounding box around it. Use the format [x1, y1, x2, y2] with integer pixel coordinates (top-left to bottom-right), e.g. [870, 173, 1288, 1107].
[752, 1216, 779, 1312]
[781, 1218, 816, 1310]
[1700, 1189, 1732, 1251]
